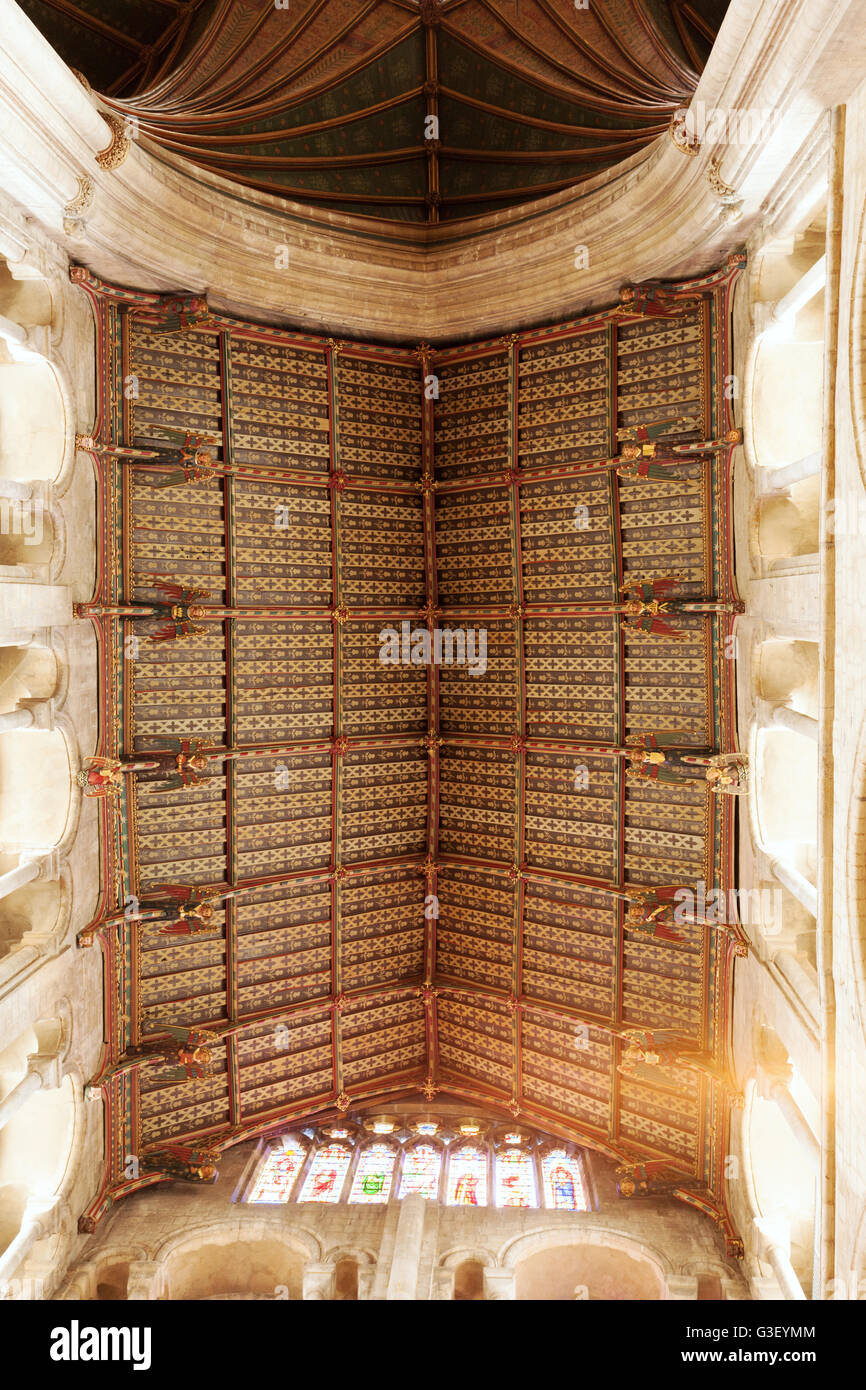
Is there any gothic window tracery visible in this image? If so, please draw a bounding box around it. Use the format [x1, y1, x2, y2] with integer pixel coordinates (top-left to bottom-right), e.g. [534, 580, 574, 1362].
[242, 1115, 589, 1211]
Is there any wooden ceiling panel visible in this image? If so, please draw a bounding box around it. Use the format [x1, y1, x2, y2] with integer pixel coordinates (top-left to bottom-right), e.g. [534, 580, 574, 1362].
[79, 259, 744, 1245]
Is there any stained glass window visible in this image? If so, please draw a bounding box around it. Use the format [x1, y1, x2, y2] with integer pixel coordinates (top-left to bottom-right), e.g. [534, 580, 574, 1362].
[446, 1145, 488, 1206]
[541, 1149, 586, 1211]
[247, 1137, 306, 1204]
[398, 1143, 442, 1200]
[298, 1143, 352, 1203]
[348, 1143, 397, 1204]
[495, 1147, 537, 1208]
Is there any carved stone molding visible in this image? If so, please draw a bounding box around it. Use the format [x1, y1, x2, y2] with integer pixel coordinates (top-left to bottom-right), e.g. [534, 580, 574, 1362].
[95, 113, 131, 171]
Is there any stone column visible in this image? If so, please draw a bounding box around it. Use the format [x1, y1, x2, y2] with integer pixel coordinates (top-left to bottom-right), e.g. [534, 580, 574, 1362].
[0, 849, 59, 902]
[756, 1061, 820, 1158]
[764, 452, 822, 491]
[768, 856, 818, 918]
[386, 1193, 426, 1300]
[0, 1041, 63, 1132]
[0, 314, 27, 348]
[302, 1263, 336, 1301]
[483, 1267, 516, 1300]
[772, 257, 826, 325]
[753, 1217, 807, 1300]
[126, 1261, 163, 1301]
[0, 699, 54, 732]
[0, 1195, 57, 1286]
[769, 703, 819, 742]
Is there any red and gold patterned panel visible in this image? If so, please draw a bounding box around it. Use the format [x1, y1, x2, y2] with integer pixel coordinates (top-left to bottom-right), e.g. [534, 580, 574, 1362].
[234, 751, 332, 880]
[517, 328, 610, 467]
[435, 867, 515, 991]
[233, 618, 333, 745]
[129, 324, 223, 446]
[340, 991, 426, 1090]
[339, 487, 426, 609]
[618, 1069, 702, 1167]
[616, 308, 705, 440]
[524, 616, 618, 742]
[229, 338, 330, 473]
[622, 616, 712, 748]
[434, 484, 513, 607]
[236, 879, 333, 1017]
[623, 774, 709, 887]
[619, 460, 709, 593]
[340, 745, 428, 864]
[437, 992, 513, 1093]
[340, 620, 428, 739]
[232, 478, 332, 607]
[338, 865, 425, 992]
[433, 350, 510, 481]
[524, 752, 618, 879]
[336, 354, 422, 483]
[237, 1013, 335, 1119]
[519, 472, 616, 605]
[437, 618, 519, 737]
[129, 472, 227, 606]
[131, 626, 226, 748]
[438, 746, 518, 864]
[521, 881, 616, 1017]
[520, 1011, 611, 1132]
[137, 912, 228, 1031]
[133, 768, 228, 891]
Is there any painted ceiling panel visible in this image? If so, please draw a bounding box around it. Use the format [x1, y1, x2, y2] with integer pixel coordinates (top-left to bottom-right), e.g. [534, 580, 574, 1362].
[74, 258, 744, 1250]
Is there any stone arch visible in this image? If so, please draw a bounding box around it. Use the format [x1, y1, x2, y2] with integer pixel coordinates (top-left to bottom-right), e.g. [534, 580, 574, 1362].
[0, 727, 73, 850]
[754, 726, 818, 851]
[0, 261, 52, 329]
[0, 350, 68, 484]
[500, 1226, 672, 1301]
[0, 642, 58, 714]
[740, 1074, 817, 1291]
[0, 1026, 77, 1261]
[439, 1243, 497, 1270]
[152, 1219, 321, 1300]
[754, 637, 819, 712]
[749, 338, 823, 475]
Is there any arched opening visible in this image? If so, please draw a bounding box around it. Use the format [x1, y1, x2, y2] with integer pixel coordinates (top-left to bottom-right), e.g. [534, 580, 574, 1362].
[0, 263, 52, 329]
[162, 1237, 304, 1300]
[514, 1242, 664, 1301]
[453, 1258, 485, 1301]
[755, 639, 819, 716]
[751, 339, 823, 474]
[0, 351, 66, 483]
[755, 728, 818, 852]
[748, 1093, 817, 1292]
[0, 879, 61, 959]
[0, 1025, 74, 1259]
[0, 729, 71, 848]
[334, 1257, 358, 1301]
[96, 1262, 130, 1300]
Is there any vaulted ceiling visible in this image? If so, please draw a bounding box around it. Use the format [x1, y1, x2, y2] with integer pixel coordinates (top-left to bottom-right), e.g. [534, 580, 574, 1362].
[25, 0, 729, 223]
[74, 257, 744, 1246]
